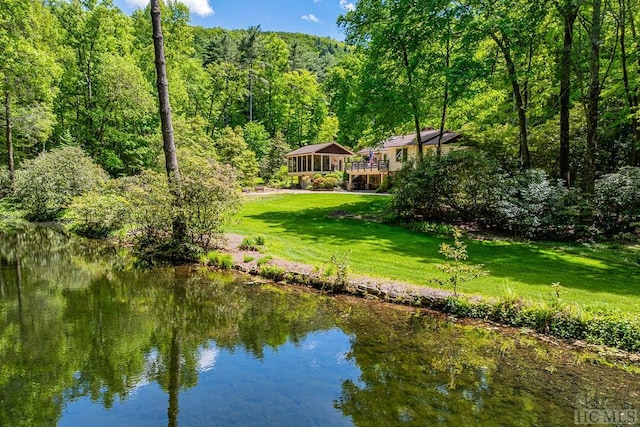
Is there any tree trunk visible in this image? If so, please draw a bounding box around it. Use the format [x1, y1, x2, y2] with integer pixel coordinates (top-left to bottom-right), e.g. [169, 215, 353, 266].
[492, 34, 531, 169]
[399, 40, 423, 157]
[150, 0, 186, 241]
[248, 65, 254, 122]
[625, 0, 640, 165]
[559, 2, 578, 185]
[583, 0, 602, 193]
[437, 34, 451, 157]
[4, 90, 14, 191]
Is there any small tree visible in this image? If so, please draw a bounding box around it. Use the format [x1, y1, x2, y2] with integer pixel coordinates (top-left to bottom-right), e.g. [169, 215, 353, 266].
[432, 228, 487, 297]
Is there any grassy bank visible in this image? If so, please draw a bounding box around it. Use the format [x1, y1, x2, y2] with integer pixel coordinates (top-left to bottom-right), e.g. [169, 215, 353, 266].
[227, 192, 640, 314]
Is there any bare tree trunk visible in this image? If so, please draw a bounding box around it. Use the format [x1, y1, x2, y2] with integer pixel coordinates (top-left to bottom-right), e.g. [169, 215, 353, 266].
[4, 89, 14, 191]
[437, 34, 451, 157]
[492, 34, 531, 169]
[399, 41, 423, 157]
[559, 1, 578, 185]
[583, 0, 602, 193]
[625, 0, 640, 165]
[150, 0, 186, 242]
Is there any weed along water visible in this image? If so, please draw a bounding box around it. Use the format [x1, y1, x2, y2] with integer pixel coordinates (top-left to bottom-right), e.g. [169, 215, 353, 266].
[0, 228, 639, 426]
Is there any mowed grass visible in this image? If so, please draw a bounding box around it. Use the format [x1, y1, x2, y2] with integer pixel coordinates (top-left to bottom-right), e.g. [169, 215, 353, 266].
[227, 193, 640, 314]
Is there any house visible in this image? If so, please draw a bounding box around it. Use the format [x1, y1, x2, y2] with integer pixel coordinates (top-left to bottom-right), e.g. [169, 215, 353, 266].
[346, 129, 460, 190]
[286, 142, 354, 187]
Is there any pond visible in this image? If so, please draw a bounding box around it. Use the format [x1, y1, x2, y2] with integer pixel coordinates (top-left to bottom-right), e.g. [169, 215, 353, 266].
[0, 227, 638, 426]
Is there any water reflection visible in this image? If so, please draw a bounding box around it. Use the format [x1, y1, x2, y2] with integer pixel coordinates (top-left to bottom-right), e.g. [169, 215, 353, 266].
[0, 227, 638, 426]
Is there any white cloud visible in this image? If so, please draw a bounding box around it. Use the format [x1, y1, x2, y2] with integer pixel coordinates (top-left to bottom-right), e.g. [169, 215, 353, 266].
[302, 14, 320, 23]
[339, 0, 355, 11]
[313, 0, 321, 3]
[124, 0, 214, 17]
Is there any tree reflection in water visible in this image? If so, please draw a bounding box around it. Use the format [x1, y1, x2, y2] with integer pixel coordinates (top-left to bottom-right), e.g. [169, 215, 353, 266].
[0, 227, 638, 426]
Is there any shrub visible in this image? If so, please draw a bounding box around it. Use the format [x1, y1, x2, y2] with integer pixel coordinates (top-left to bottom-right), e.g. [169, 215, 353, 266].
[493, 169, 580, 238]
[593, 167, 640, 235]
[254, 235, 266, 246]
[312, 177, 326, 189]
[15, 146, 108, 221]
[179, 152, 242, 249]
[65, 189, 128, 238]
[377, 175, 393, 193]
[120, 150, 241, 264]
[323, 177, 339, 189]
[389, 150, 500, 223]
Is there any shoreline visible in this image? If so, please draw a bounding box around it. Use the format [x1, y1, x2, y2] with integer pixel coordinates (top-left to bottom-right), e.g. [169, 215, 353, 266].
[222, 233, 640, 360]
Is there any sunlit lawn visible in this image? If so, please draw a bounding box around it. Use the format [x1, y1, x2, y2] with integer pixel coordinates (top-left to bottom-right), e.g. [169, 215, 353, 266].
[226, 192, 640, 314]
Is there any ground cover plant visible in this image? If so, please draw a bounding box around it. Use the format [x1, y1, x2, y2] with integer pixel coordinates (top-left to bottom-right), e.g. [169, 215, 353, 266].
[227, 193, 640, 314]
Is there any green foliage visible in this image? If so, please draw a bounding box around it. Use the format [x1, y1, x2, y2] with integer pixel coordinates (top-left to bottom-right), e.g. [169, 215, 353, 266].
[260, 132, 291, 182]
[258, 264, 285, 281]
[390, 149, 500, 223]
[0, 166, 11, 198]
[179, 150, 242, 249]
[494, 169, 581, 238]
[243, 255, 255, 263]
[65, 188, 128, 238]
[239, 235, 266, 250]
[256, 255, 273, 266]
[15, 146, 108, 221]
[440, 295, 640, 352]
[213, 126, 259, 187]
[201, 251, 234, 270]
[243, 122, 270, 160]
[328, 250, 351, 289]
[593, 167, 640, 234]
[432, 228, 487, 297]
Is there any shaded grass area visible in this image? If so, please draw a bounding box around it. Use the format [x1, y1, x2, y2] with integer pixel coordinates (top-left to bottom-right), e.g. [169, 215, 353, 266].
[227, 193, 640, 314]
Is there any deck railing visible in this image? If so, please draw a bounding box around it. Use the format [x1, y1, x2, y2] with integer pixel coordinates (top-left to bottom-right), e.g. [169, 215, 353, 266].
[349, 160, 389, 172]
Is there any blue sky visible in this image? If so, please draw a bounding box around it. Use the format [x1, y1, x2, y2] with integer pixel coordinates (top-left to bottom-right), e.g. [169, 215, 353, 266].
[114, 0, 354, 40]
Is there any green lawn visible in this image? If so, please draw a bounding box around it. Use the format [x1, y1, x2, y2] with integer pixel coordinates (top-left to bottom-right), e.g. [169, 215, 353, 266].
[227, 192, 640, 314]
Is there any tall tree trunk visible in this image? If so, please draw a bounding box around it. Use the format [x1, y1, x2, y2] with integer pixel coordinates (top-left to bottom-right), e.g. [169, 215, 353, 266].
[248, 66, 254, 122]
[559, 2, 578, 185]
[437, 34, 451, 157]
[151, 0, 186, 242]
[4, 90, 14, 191]
[583, 0, 602, 193]
[625, 0, 640, 165]
[399, 40, 423, 157]
[492, 34, 531, 169]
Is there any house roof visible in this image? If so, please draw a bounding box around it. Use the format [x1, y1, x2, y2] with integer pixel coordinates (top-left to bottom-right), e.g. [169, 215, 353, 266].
[358, 130, 461, 154]
[286, 142, 354, 157]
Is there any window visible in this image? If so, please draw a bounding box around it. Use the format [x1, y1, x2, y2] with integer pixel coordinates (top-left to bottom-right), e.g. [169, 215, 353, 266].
[322, 155, 330, 171]
[396, 148, 408, 162]
[313, 155, 321, 171]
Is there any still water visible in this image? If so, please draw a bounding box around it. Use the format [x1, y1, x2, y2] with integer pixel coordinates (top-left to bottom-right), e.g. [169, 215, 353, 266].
[0, 227, 638, 426]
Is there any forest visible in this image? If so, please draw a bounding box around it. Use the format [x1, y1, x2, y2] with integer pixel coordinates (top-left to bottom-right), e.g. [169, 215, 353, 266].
[1, 0, 639, 250]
